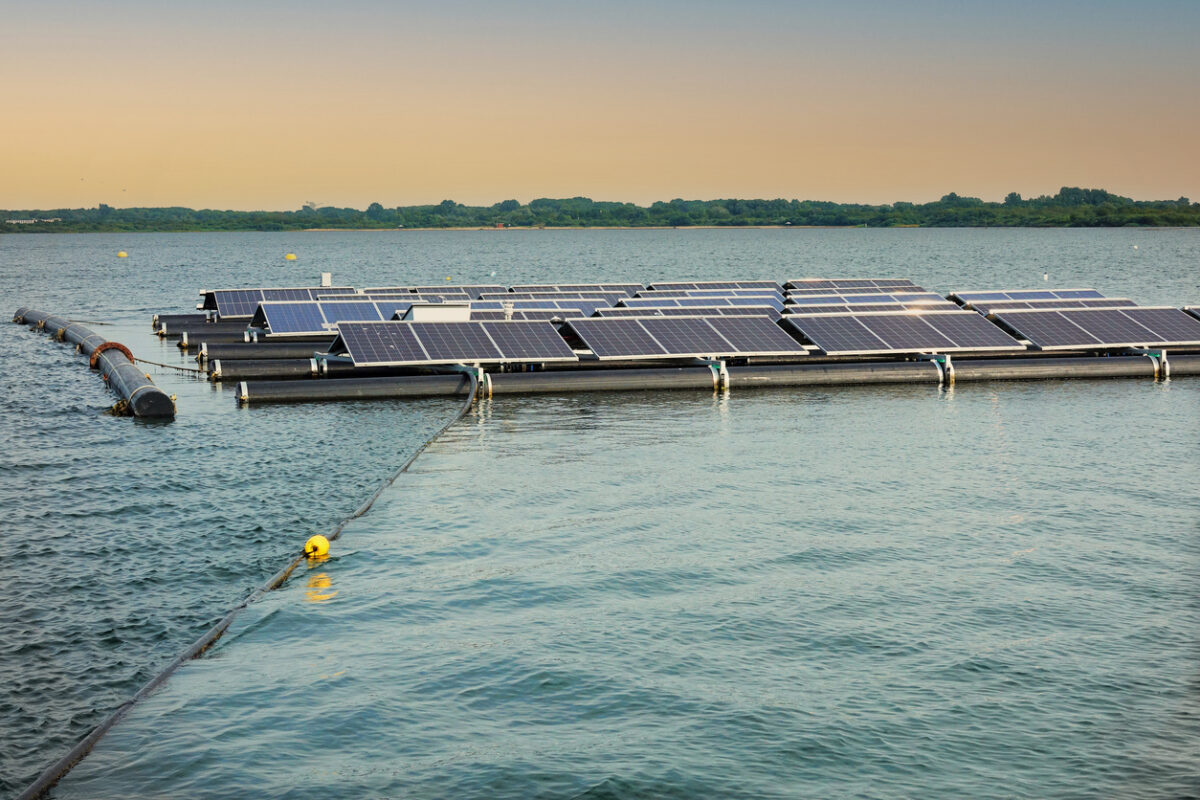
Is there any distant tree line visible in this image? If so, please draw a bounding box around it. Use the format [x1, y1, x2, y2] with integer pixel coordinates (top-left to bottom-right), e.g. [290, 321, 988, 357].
[3, 189, 1197, 232]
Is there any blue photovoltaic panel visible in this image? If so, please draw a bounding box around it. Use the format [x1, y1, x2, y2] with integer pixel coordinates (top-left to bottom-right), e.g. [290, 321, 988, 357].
[318, 300, 387, 322]
[785, 292, 946, 306]
[635, 289, 782, 298]
[967, 298, 1137, 314]
[510, 283, 643, 295]
[566, 316, 805, 359]
[784, 311, 1024, 355]
[785, 278, 922, 291]
[208, 287, 355, 317]
[481, 321, 579, 360]
[331, 321, 578, 366]
[647, 280, 782, 291]
[260, 303, 326, 335]
[787, 301, 957, 315]
[950, 288, 1106, 304]
[595, 306, 780, 318]
[992, 307, 1200, 349]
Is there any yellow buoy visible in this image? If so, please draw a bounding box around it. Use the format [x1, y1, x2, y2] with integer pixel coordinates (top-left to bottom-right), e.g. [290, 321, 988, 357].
[117, 251, 128, 258]
[285, 253, 298, 261]
[445, 276, 452, 281]
[304, 535, 330, 558]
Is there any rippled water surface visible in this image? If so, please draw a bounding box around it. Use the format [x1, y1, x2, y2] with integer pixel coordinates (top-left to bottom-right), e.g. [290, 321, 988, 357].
[1, 229, 1198, 798]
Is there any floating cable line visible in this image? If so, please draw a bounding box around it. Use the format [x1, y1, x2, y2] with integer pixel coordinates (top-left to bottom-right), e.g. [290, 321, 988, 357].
[15, 371, 480, 800]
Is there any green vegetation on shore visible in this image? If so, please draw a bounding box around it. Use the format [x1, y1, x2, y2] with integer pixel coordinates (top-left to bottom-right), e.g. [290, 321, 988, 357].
[3, 188, 1197, 232]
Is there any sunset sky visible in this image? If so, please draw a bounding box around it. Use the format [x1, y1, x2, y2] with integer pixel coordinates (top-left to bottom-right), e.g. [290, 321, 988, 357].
[3, 0, 1197, 209]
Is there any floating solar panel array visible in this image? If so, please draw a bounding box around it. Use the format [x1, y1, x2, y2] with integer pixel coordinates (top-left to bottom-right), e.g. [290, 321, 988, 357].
[510, 283, 643, 295]
[478, 292, 629, 305]
[251, 300, 414, 336]
[646, 280, 783, 291]
[362, 285, 507, 298]
[203, 287, 358, 318]
[564, 317, 806, 359]
[635, 289, 783, 299]
[968, 298, 1137, 314]
[949, 288, 1106, 304]
[786, 301, 958, 316]
[469, 309, 593, 321]
[330, 321, 580, 367]
[783, 310, 1025, 356]
[989, 307, 1200, 350]
[784, 278, 923, 292]
[619, 296, 787, 312]
[595, 306, 782, 319]
[784, 292, 948, 306]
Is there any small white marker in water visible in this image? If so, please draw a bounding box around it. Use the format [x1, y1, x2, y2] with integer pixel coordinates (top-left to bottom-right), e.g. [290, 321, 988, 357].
[1132, 245, 1139, 250]
[1043, 273, 1049, 281]
[491, 271, 497, 276]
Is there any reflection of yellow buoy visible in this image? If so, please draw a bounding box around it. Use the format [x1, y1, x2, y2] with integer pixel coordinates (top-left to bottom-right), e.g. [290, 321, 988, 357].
[306, 572, 338, 603]
[117, 251, 128, 258]
[304, 535, 330, 558]
[285, 253, 298, 261]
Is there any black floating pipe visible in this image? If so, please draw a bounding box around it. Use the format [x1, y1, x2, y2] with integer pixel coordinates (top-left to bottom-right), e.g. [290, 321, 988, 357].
[210, 358, 320, 381]
[151, 312, 208, 330]
[13, 307, 176, 418]
[492, 366, 717, 394]
[951, 355, 1156, 381]
[199, 342, 325, 361]
[729, 361, 939, 388]
[237, 374, 472, 403]
[1169, 354, 1200, 376]
[159, 321, 249, 338]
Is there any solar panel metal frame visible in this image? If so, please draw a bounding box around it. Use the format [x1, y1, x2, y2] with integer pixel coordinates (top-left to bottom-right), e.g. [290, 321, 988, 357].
[783, 310, 1025, 356]
[330, 320, 579, 366]
[563, 316, 806, 360]
[989, 306, 1200, 350]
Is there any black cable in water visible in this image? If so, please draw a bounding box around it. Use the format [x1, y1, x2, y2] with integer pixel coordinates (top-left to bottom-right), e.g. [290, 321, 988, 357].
[15, 372, 479, 800]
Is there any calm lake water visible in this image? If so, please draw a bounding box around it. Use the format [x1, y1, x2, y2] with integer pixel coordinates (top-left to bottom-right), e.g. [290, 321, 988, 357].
[1, 229, 1198, 798]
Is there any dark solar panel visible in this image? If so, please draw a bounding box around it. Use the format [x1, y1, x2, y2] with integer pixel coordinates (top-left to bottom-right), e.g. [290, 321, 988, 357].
[990, 311, 1100, 348]
[412, 322, 504, 361]
[990, 306, 1200, 349]
[511, 283, 642, 294]
[648, 280, 781, 291]
[923, 312, 1025, 349]
[336, 322, 428, 365]
[952, 288, 1106, 304]
[262, 303, 327, 334]
[706, 317, 807, 354]
[783, 315, 890, 354]
[639, 317, 735, 355]
[481, 321, 579, 360]
[319, 300, 387, 322]
[565, 319, 668, 357]
[785, 278, 922, 291]
[787, 302, 956, 315]
[861, 314, 957, 350]
[969, 298, 1137, 314]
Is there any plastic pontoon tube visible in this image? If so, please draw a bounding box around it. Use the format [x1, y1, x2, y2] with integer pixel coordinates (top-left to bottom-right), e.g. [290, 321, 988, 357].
[13, 307, 176, 418]
[199, 342, 326, 361]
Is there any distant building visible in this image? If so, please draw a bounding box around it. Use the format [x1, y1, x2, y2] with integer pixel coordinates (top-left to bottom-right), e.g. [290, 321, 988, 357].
[5, 218, 62, 224]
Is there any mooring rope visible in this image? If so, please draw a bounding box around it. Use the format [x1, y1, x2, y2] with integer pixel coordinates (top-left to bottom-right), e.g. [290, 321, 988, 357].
[15, 372, 480, 800]
[133, 357, 206, 375]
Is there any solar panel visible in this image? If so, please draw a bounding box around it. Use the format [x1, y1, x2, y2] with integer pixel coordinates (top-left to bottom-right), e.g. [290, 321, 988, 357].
[510, 283, 643, 295]
[785, 292, 947, 306]
[255, 300, 416, 335]
[635, 289, 782, 298]
[372, 285, 507, 298]
[647, 280, 782, 291]
[967, 298, 1137, 314]
[950, 288, 1106, 304]
[564, 316, 806, 359]
[331, 321, 578, 366]
[619, 296, 786, 312]
[471, 309, 591, 321]
[784, 278, 922, 291]
[787, 301, 957, 315]
[594, 305, 781, 319]
[992, 307, 1200, 349]
[783, 311, 1025, 355]
[207, 287, 357, 318]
